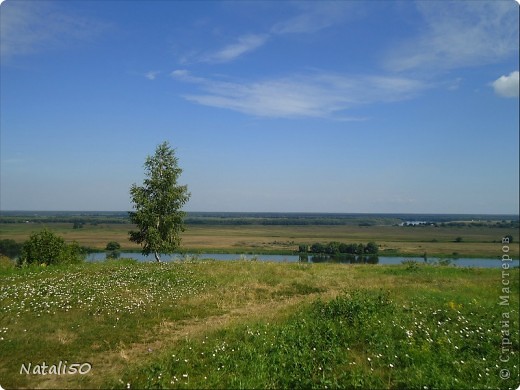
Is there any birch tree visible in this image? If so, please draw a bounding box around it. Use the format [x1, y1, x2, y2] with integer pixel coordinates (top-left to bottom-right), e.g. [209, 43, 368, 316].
[129, 141, 190, 262]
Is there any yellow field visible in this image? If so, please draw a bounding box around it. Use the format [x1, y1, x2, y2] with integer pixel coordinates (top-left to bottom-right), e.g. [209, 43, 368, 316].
[1, 222, 517, 258]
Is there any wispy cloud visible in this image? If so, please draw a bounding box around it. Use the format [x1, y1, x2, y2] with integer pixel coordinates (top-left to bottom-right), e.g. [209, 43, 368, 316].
[145, 71, 161, 81]
[171, 70, 426, 119]
[271, 2, 358, 35]
[204, 34, 269, 63]
[179, 2, 356, 65]
[0, 1, 110, 62]
[492, 71, 519, 98]
[385, 1, 519, 72]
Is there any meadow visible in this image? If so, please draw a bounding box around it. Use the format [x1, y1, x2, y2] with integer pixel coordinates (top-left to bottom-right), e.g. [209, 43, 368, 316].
[0, 258, 518, 389]
[0, 221, 518, 258]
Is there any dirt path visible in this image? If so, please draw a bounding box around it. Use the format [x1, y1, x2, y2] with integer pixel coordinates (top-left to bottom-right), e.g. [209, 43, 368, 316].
[33, 290, 339, 389]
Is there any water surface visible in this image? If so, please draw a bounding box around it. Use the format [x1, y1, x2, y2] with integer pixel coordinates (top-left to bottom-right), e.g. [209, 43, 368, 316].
[87, 252, 518, 268]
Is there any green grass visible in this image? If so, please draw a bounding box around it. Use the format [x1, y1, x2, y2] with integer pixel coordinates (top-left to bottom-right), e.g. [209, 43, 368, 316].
[0, 260, 518, 389]
[0, 260, 215, 389]
[115, 288, 519, 389]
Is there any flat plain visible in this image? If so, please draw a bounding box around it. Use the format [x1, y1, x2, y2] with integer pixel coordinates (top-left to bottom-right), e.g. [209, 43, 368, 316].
[0, 222, 518, 258]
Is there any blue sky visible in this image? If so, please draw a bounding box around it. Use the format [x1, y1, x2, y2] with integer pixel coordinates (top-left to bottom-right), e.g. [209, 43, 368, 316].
[1, 0, 519, 213]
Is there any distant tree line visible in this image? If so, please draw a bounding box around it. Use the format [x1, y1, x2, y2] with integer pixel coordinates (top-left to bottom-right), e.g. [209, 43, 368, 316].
[0, 216, 129, 225]
[0, 216, 382, 226]
[184, 218, 383, 226]
[1, 212, 517, 228]
[299, 241, 379, 255]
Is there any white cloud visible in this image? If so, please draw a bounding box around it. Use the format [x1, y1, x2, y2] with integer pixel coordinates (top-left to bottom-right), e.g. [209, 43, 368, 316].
[0, 1, 110, 62]
[171, 70, 426, 119]
[205, 34, 269, 63]
[492, 71, 519, 98]
[178, 2, 357, 65]
[145, 71, 161, 81]
[271, 2, 357, 35]
[170, 69, 205, 83]
[386, 1, 519, 72]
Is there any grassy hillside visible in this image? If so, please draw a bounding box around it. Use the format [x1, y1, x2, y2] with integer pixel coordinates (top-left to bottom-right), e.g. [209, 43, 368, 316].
[0, 259, 517, 389]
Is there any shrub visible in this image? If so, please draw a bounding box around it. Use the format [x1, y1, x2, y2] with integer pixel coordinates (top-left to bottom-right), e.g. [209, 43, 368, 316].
[402, 259, 420, 271]
[105, 241, 121, 251]
[17, 229, 84, 267]
[310, 242, 326, 253]
[365, 241, 379, 254]
[106, 241, 122, 259]
[0, 254, 15, 271]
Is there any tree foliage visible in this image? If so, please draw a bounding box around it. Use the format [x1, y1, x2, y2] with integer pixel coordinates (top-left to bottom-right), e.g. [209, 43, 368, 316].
[18, 229, 84, 266]
[304, 241, 379, 255]
[105, 241, 121, 259]
[129, 141, 190, 261]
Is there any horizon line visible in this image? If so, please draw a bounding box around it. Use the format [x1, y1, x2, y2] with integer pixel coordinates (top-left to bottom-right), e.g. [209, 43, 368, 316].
[1, 210, 519, 217]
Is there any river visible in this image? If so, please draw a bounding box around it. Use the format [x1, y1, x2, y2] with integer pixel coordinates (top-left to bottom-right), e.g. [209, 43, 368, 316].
[86, 252, 518, 268]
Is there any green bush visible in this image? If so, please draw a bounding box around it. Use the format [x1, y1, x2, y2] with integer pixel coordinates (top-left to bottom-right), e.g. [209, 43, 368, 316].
[0, 254, 16, 271]
[17, 229, 84, 267]
[106, 241, 122, 259]
[308, 241, 379, 255]
[105, 241, 121, 251]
